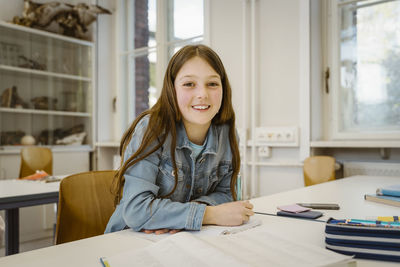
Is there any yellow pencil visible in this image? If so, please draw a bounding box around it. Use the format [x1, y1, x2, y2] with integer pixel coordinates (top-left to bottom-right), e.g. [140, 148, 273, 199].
[366, 216, 399, 222]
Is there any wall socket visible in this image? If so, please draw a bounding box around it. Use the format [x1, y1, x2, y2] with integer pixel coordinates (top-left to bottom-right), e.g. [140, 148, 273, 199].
[258, 146, 271, 157]
[255, 127, 299, 147]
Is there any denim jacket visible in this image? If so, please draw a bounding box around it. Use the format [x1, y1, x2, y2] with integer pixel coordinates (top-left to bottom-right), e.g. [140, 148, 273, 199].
[105, 115, 235, 233]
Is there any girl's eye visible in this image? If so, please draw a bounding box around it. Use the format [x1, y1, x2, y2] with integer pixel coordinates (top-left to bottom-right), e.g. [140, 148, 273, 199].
[208, 82, 220, 87]
[183, 82, 195, 87]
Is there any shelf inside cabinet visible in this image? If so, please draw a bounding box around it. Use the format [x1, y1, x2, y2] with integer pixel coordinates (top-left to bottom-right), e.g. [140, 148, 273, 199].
[0, 21, 94, 46]
[0, 21, 93, 78]
[0, 107, 90, 117]
[0, 64, 91, 82]
[0, 144, 93, 154]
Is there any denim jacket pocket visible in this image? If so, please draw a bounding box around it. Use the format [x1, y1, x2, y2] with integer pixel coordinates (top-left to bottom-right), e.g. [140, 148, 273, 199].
[207, 164, 230, 193]
[157, 161, 185, 199]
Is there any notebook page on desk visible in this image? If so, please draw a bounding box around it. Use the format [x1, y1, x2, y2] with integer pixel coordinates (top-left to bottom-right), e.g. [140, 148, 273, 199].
[205, 226, 355, 267]
[101, 232, 243, 267]
[118, 217, 262, 243]
[195, 217, 262, 235]
[101, 224, 354, 267]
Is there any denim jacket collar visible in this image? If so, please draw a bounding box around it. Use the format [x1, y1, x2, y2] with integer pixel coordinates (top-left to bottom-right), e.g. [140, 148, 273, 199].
[176, 121, 218, 155]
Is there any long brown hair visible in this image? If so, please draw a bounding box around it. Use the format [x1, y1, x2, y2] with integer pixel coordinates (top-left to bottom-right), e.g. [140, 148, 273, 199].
[112, 44, 240, 206]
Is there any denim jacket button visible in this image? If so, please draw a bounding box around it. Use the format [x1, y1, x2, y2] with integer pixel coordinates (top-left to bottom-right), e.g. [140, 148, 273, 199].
[171, 170, 176, 177]
[197, 188, 203, 194]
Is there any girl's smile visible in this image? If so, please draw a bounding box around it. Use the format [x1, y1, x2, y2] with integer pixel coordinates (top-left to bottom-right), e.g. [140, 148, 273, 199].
[191, 104, 210, 110]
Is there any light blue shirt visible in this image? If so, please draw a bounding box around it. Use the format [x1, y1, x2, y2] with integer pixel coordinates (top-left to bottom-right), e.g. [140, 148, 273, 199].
[105, 115, 236, 233]
[189, 140, 205, 160]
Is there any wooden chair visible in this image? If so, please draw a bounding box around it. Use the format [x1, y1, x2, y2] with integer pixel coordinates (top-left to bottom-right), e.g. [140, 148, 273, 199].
[303, 156, 336, 186]
[19, 146, 53, 177]
[55, 170, 116, 244]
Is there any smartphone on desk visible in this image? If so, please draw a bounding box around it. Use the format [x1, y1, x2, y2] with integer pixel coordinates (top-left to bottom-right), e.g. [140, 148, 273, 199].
[277, 210, 323, 220]
[297, 203, 340, 210]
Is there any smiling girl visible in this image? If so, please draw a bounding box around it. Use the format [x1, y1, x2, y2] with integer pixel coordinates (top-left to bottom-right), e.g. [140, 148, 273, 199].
[105, 45, 254, 234]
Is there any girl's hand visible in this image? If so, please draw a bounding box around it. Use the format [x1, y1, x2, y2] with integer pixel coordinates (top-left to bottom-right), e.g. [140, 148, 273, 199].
[203, 200, 254, 226]
[141, 229, 181, 235]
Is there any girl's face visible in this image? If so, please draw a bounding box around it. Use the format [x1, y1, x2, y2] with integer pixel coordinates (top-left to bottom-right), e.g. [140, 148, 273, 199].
[174, 56, 223, 131]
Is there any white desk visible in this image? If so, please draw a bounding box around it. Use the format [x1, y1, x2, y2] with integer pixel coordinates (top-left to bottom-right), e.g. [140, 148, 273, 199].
[251, 175, 400, 266]
[0, 180, 60, 255]
[251, 175, 400, 220]
[0, 175, 399, 266]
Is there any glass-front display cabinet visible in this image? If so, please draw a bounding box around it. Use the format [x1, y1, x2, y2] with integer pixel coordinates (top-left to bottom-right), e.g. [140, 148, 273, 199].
[0, 21, 93, 150]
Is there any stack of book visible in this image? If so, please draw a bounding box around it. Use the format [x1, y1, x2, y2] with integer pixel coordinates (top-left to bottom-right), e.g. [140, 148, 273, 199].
[365, 184, 400, 207]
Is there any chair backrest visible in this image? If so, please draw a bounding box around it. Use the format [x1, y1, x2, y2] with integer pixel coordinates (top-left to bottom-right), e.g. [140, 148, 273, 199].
[55, 170, 116, 244]
[303, 156, 336, 186]
[19, 146, 53, 177]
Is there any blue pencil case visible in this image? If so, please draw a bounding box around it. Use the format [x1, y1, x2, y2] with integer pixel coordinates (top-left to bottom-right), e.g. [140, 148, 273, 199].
[325, 218, 400, 262]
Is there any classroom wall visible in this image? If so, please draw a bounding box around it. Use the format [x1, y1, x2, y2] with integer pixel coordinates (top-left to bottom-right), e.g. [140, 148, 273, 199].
[209, 0, 306, 196]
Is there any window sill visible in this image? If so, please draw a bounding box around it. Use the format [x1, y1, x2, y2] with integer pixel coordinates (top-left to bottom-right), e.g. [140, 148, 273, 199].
[310, 141, 400, 148]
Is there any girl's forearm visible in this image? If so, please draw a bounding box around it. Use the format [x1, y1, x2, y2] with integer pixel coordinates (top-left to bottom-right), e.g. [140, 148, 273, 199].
[202, 201, 254, 226]
[203, 206, 217, 225]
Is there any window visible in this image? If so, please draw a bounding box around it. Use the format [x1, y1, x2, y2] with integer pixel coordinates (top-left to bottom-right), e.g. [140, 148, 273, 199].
[326, 0, 400, 139]
[116, 0, 205, 132]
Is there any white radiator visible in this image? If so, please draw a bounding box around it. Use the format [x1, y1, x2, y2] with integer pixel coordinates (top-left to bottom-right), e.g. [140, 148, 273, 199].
[343, 161, 400, 177]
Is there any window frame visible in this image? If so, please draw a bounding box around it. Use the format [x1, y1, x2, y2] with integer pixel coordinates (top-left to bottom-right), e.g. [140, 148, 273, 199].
[115, 0, 210, 136]
[324, 0, 400, 140]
